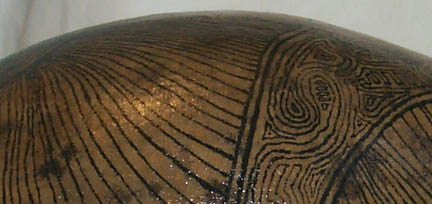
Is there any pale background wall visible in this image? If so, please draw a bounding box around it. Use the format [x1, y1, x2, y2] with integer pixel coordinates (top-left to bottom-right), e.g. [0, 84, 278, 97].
[1, 0, 432, 58]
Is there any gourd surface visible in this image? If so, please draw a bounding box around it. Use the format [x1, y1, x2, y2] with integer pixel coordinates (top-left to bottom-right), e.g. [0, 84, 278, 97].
[1, 11, 432, 203]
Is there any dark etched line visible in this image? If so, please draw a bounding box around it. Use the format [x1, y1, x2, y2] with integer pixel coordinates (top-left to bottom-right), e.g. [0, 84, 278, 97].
[359, 156, 397, 204]
[22, 137, 35, 204]
[43, 70, 99, 203]
[66, 57, 231, 177]
[62, 61, 190, 203]
[9, 82, 21, 203]
[306, 166, 324, 200]
[230, 37, 268, 49]
[261, 162, 283, 203]
[282, 165, 296, 204]
[355, 159, 387, 203]
[225, 39, 264, 53]
[132, 40, 256, 82]
[7, 81, 20, 204]
[145, 36, 261, 66]
[22, 80, 39, 203]
[251, 83, 345, 190]
[265, 43, 346, 151]
[41, 72, 87, 202]
[68, 49, 244, 120]
[362, 150, 409, 204]
[290, 167, 303, 204]
[250, 150, 290, 195]
[384, 127, 432, 188]
[2, 82, 16, 204]
[110, 29, 258, 64]
[230, 29, 312, 203]
[62, 59, 224, 197]
[323, 96, 432, 204]
[59, 61, 193, 202]
[76, 42, 252, 93]
[266, 38, 333, 136]
[67, 51, 239, 145]
[368, 147, 420, 203]
[420, 105, 432, 124]
[310, 168, 327, 203]
[276, 36, 322, 89]
[23, 99, 36, 204]
[375, 139, 432, 200]
[66, 54, 235, 157]
[74, 45, 251, 98]
[71, 50, 242, 131]
[419, 106, 432, 145]
[409, 109, 432, 148]
[48, 69, 108, 203]
[350, 167, 369, 204]
[38, 77, 70, 202]
[152, 37, 260, 68]
[215, 42, 262, 58]
[114, 38, 258, 72]
[65, 53, 231, 177]
[300, 167, 315, 204]
[108, 42, 255, 85]
[30, 108, 42, 204]
[13, 79, 27, 204]
[273, 165, 288, 202]
[56, 66, 148, 204]
[35, 88, 60, 204]
[400, 116, 432, 161]
[312, 147, 350, 201]
[139, 21, 269, 44]
[296, 165, 309, 204]
[51, 68, 127, 204]
[340, 189, 352, 204]
[137, 36, 260, 70]
[159, 35, 261, 62]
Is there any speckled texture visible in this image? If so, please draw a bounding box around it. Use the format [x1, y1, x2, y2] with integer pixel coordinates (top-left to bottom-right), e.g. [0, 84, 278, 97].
[1, 11, 432, 203]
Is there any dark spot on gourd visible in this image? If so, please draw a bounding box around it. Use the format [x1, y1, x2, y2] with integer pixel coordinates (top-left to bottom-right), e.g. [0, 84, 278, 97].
[38, 158, 64, 179]
[343, 175, 360, 200]
[111, 185, 133, 204]
[364, 153, 384, 177]
[149, 182, 162, 195]
[61, 143, 78, 162]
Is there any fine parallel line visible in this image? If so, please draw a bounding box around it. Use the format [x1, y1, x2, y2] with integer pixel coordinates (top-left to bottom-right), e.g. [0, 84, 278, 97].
[43, 70, 104, 203]
[61, 60, 225, 197]
[66, 52, 240, 145]
[60, 62, 193, 202]
[69, 48, 246, 110]
[52, 67, 147, 203]
[62, 57, 232, 176]
[74, 44, 252, 94]
[47, 69, 105, 203]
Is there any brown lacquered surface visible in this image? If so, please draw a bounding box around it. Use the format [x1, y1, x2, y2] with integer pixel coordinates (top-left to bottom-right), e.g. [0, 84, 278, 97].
[1, 11, 432, 203]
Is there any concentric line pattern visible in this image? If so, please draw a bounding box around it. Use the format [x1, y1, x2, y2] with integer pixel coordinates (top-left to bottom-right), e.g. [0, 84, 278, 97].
[233, 27, 432, 203]
[0, 14, 276, 203]
[235, 30, 354, 204]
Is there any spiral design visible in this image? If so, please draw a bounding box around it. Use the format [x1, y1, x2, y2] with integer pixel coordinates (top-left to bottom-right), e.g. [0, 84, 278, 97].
[266, 67, 341, 142]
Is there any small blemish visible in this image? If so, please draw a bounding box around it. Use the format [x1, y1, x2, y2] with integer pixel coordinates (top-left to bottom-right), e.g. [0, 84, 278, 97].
[38, 158, 64, 179]
[149, 182, 162, 195]
[61, 143, 78, 162]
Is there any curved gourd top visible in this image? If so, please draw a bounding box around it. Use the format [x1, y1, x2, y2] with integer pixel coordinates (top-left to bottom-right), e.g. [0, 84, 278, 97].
[0, 11, 432, 204]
